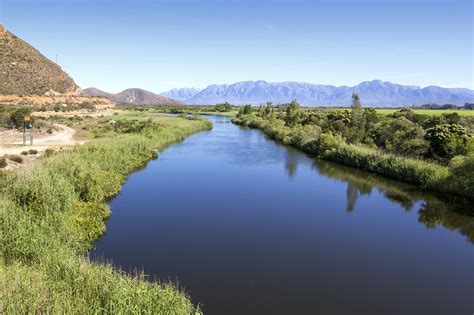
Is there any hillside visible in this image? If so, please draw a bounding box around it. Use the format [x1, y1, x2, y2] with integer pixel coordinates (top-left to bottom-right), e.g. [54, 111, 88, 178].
[165, 80, 474, 106]
[84, 87, 183, 106]
[0, 25, 79, 95]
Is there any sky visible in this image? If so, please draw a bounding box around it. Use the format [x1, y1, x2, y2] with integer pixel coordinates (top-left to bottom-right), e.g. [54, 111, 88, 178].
[0, 0, 472, 93]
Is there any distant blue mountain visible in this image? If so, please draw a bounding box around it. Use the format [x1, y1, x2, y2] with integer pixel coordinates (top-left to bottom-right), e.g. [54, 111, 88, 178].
[161, 80, 474, 107]
[160, 87, 202, 101]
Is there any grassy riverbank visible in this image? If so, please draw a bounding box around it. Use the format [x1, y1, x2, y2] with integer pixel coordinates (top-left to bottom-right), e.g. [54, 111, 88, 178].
[0, 113, 211, 313]
[233, 106, 474, 199]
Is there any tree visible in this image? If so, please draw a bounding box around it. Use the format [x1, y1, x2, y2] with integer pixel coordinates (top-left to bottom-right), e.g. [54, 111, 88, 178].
[442, 112, 461, 125]
[392, 108, 417, 123]
[237, 104, 253, 116]
[264, 102, 273, 118]
[347, 93, 365, 143]
[425, 124, 470, 161]
[350, 93, 362, 127]
[285, 99, 300, 127]
[214, 102, 233, 112]
[370, 117, 429, 158]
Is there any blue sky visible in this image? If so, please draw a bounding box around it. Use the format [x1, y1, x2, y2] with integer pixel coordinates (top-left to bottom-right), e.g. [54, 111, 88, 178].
[0, 0, 472, 93]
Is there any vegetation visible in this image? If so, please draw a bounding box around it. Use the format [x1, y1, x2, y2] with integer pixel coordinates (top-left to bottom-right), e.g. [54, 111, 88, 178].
[233, 97, 474, 199]
[8, 107, 32, 128]
[214, 102, 233, 112]
[123, 105, 239, 117]
[0, 112, 211, 313]
[0, 158, 6, 168]
[6, 155, 23, 164]
[372, 108, 474, 117]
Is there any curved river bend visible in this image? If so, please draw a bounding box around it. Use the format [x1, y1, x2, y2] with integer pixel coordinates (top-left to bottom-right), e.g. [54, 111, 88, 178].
[91, 115, 474, 315]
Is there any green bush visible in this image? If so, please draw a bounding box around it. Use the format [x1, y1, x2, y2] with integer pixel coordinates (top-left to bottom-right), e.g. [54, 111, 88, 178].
[9, 107, 32, 128]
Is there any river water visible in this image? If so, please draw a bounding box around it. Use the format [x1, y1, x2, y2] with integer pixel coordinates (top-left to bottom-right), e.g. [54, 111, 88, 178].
[91, 115, 474, 315]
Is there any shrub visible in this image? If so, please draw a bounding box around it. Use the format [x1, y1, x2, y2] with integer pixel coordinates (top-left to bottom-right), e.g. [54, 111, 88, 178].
[9, 107, 32, 128]
[445, 154, 474, 197]
[8, 155, 23, 164]
[425, 123, 470, 161]
[0, 157, 7, 168]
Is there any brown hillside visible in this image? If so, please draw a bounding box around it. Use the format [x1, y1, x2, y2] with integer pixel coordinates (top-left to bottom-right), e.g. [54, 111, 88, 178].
[84, 87, 184, 106]
[0, 24, 79, 95]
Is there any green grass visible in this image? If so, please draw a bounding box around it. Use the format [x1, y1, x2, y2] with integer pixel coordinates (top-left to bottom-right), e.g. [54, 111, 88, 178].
[0, 113, 211, 314]
[373, 109, 474, 116]
[297, 107, 474, 116]
[195, 111, 238, 117]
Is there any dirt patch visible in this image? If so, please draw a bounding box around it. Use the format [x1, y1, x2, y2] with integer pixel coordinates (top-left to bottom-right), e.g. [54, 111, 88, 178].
[0, 94, 112, 107]
[0, 123, 82, 157]
[32, 104, 122, 118]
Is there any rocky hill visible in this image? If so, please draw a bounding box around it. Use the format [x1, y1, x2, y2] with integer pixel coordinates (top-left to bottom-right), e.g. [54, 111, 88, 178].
[0, 25, 79, 95]
[83, 87, 183, 106]
[165, 80, 474, 106]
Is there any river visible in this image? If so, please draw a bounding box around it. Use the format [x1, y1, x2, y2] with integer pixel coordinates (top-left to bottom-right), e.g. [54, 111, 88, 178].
[91, 115, 474, 315]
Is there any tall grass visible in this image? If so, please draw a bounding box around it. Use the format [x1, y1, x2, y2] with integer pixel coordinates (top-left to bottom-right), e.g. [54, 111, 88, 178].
[233, 114, 473, 199]
[0, 115, 211, 313]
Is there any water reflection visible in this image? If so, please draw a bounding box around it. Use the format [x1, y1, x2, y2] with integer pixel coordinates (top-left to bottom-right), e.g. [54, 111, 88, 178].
[309, 158, 474, 243]
[284, 150, 299, 180]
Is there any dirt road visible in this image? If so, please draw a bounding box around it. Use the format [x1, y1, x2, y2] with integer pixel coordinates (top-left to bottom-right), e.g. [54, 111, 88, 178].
[0, 124, 83, 156]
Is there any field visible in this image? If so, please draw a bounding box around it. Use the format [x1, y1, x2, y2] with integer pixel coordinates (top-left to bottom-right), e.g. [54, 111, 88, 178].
[299, 107, 474, 117]
[373, 109, 474, 116]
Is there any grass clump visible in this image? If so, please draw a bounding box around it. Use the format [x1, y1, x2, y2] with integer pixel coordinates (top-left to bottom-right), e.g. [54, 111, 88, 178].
[0, 113, 211, 313]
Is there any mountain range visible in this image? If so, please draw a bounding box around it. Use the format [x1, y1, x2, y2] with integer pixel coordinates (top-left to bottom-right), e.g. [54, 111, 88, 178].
[160, 88, 202, 101]
[160, 80, 474, 107]
[83, 87, 183, 106]
[0, 24, 79, 95]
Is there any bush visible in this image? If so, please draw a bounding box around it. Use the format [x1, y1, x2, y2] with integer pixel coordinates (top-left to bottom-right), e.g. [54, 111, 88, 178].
[9, 107, 32, 128]
[0, 157, 7, 168]
[445, 154, 474, 197]
[8, 155, 23, 164]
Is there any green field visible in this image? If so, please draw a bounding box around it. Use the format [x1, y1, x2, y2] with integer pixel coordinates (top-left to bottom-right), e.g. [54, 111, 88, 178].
[373, 109, 474, 116]
[298, 107, 474, 117]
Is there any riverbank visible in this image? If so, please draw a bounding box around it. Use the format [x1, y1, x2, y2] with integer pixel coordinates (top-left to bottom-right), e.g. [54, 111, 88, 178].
[233, 114, 473, 199]
[0, 113, 211, 313]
